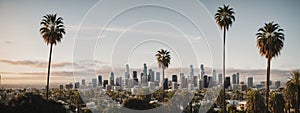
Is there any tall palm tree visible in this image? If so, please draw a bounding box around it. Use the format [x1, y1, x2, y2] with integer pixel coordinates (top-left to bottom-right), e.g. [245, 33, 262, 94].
[155, 49, 171, 90]
[39, 13, 65, 100]
[246, 90, 265, 113]
[284, 71, 300, 113]
[256, 21, 284, 111]
[269, 92, 285, 113]
[215, 4, 235, 112]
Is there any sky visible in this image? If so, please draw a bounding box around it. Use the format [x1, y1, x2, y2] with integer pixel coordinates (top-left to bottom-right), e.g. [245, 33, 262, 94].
[0, 0, 299, 88]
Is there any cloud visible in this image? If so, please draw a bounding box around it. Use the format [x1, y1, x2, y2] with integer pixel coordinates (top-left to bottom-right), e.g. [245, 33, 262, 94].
[0, 59, 73, 68]
[69, 25, 200, 40]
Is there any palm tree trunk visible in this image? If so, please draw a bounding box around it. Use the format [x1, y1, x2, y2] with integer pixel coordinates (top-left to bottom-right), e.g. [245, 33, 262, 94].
[162, 68, 165, 90]
[46, 43, 53, 100]
[266, 57, 271, 113]
[223, 27, 226, 113]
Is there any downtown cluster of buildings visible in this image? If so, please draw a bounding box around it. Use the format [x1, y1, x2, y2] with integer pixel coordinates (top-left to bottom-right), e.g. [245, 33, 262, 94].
[59, 64, 282, 92]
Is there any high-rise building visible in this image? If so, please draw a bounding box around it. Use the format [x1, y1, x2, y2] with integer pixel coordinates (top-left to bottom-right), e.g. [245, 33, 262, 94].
[247, 76, 253, 88]
[125, 64, 130, 79]
[172, 75, 177, 82]
[92, 78, 97, 88]
[232, 74, 237, 85]
[225, 77, 231, 89]
[236, 73, 240, 84]
[163, 78, 168, 89]
[156, 72, 160, 82]
[275, 80, 281, 89]
[193, 76, 198, 87]
[98, 75, 102, 86]
[212, 69, 216, 81]
[218, 74, 222, 84]
[143, 63, 147, 80]
[103, 80, 108, 88]
[180, 73, 186, 89]
[110, 72, 115, 86]
[149, 69, 154, 82]
[198, 80, 203, 90]
[75, 82, 80, 89]
[203, 75, 208, 88]
[65, 83, 73, 90]
[133, 71, 137, 79]
[190, 65, 194, 84]
[200, 64, 205, 78]
[116, 77, 122, 86]
[82, 79, 86, 87]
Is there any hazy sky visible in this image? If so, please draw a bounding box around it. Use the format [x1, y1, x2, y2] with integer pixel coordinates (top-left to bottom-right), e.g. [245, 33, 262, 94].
[0, 0, 299, 88]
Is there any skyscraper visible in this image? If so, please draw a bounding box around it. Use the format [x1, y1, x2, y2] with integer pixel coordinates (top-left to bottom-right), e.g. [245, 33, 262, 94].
[200, 64, 205, 78]
[149, 69, 154, 82]
[275, 80, 280, 89]
[172, 75, 178, 82]
[133, 71, 137, 79]
[125, 64, 130, 79]
[212, 69, 216, 81]
[190, 65, 194, 84]
[232, 74, 237, 85]
[247, 76, 253, 88]
[143, 63, 147, 80]
[116, 77, 122, 86]
[218, 73, 222, 84]
[180, 73, 186, 88]
[203, 75, 208, 88]
[156, 72, 160, 82]
[110, 72, 114, 86]
[163, 78, 168, 89]
[225, 77, 231, 89]
[98, 75, 102, 86]
[236, 73, 240, 84]
[92, 78, 97, 88]
[82, 79, 86, 87]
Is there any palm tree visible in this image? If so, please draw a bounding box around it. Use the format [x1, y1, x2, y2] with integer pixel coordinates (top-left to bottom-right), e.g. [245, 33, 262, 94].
[256, 21, 284, 111]
[284, 71, 300, 113]
[269, 92, 285, 113]
[39, 14, 65, 100]
[155, 49, 171, 90]
[246, 90, 265, 113]
[215, 4, 235, 112]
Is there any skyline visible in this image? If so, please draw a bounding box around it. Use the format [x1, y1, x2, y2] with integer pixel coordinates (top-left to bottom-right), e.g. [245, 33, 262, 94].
[0, 0, 299, 88]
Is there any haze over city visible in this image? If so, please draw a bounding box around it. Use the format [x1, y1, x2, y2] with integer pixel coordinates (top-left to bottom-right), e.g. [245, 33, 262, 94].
[0, 0, 299, 88]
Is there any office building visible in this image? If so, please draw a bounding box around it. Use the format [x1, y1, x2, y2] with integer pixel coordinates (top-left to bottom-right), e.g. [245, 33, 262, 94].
[75, 82, 80, 89]
[82, 79, 86, 87]
[156, 72, 160, 82]
[247, 76, 253, 88]
[133, 71, 137, 79]
[110, 72, 115, 86]
[103, 80, 109, 88]
[218, 73, 222, 84]
[98, 75, 102, 86]
[232, 74, 237, 85]
[190, 65, 194, 84]
[203, 75, 208, 88]
[116, 77, 122, 86]
[200, 64, 205, 78]
[275, 80, 281, 89]
[225, 77, 231, 89]
[172, 75, 178, 82]
[149, 69, 154, 82]
[92, 78, 97, 88]
[125, 64, 130, 79]
[236, 73, 240, 84]
[212, 69, 216, 81]
[143, 63, 147, 80]
[163, 78, 168, 89]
